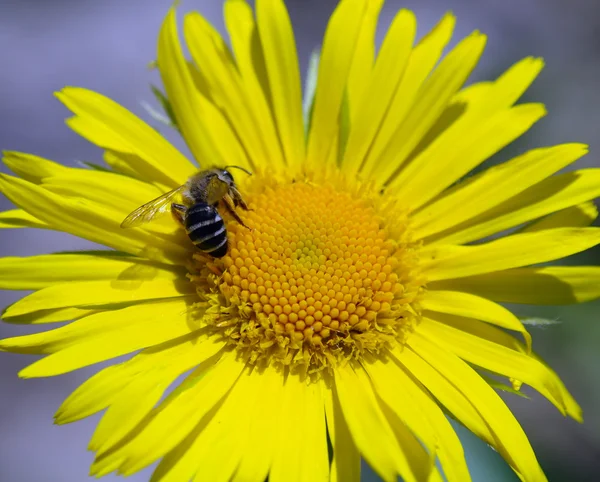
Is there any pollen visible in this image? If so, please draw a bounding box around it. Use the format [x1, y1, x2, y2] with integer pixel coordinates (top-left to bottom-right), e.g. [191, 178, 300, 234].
[190, 172, 424, 375]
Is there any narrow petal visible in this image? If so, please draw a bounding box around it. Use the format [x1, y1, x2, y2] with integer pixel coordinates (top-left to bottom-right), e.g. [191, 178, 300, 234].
[0, 209, 47, 229]
[256, 0, 305, 168]
[360, 13, 456, 179]
[428, 168, 600, 245]
[306, 0, 369, 168]
[232, 367, 283, 482]
[334, 364, 417, 482]
[4, 307, 95, 325]
[1, 298, 200, 377]
[2, 151, 69, 183]
[3, 278, 193, 318]
[364, 30, 486, 183]
[368, 358, 471, 482]
[224, 0, 285, 169]
[342, 9, 416, 174]
[411, 143, 587, 239]
[89, 336, 225, 455]
[95, 351, 244, 477]
[388, 104, 546, 208]
[56, 88, 195, 187]
[0, 253, 181, 290]
[401, 334, 547, 481]
[158, 8, 249, 168]
[324, 384, 361, 482]
[409, 56, 543, 161]
[346, 0, 384, 120]
[0, 174, 188, 265]
[420, 290, 531, 350]
[55, 335, 224, 425]
[362, 360, 438, 456]
[420, 316, 581, 420]
[270, 377, 328, 482]
[380, 403, 439, 482]
[185, 368, 261, 482]
[521, 201, 598, 232]
[184, 12, 282, 171]
[421, 228, 600, 281]
[430, 266, 600, 305]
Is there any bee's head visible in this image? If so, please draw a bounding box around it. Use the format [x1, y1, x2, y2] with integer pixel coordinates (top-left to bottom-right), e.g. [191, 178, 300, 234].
[215, 168, 235, 186]
[220, 165, 252, 186]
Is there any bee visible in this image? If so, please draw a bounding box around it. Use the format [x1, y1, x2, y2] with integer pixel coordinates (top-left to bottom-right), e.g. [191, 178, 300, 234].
[121, 167, 251, 257]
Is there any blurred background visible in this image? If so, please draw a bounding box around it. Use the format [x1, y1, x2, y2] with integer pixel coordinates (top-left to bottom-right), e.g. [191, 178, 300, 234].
[0, 0, 599, 480]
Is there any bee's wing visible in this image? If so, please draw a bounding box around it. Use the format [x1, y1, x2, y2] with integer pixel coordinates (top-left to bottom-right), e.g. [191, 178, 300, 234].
[120, 186, 186, 228]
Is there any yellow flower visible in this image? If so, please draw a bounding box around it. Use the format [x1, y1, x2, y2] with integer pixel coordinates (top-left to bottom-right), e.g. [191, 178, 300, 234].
[1, 1, 599, 481]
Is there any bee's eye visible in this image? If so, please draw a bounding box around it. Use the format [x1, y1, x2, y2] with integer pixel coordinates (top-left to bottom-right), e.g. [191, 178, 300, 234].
[222, 170, 234, 183]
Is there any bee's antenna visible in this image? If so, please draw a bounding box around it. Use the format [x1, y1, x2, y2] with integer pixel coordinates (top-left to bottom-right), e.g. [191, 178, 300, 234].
[224, 165, 253, 176]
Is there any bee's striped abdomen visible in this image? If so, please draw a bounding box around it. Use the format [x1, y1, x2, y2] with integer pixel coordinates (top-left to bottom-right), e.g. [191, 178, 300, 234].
[185, 203, 228, 258]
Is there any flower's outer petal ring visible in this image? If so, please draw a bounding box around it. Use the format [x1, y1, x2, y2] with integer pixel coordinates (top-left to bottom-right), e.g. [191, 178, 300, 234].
[421, 227, 600, 281]
[56, 88, 196, 188]
[429, 266, 600, 305]
[0, 253, 182, 290]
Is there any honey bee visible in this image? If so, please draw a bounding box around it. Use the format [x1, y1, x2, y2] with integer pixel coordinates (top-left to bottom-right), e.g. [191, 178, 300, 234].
[121, 167, 251, 257]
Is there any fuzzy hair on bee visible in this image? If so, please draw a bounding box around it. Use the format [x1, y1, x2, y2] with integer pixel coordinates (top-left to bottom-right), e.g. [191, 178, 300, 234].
[121, 166, 251, 258]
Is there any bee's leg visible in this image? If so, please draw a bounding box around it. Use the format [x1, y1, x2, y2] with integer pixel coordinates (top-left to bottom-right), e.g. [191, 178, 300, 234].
[222, 195, 251, 230]
[171, 203, 187, 226]
[230, 186, 253, 211]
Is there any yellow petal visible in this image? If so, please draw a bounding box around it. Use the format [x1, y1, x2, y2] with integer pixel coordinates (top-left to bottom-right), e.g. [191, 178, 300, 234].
[99, 351, 244, 477]
[184, 12, 282, 171]
[55, 334, 224, 426]
[420, 315, 580, 420]
[372, 358, 471, 482]
[0, 173, 188, 265]
[380, 403, 438, 482]
[0, 209, 47, 229]
[91, 336, 225, 455]
[2, 298, 198, 377]
[430, 265, 600, 305]
[55, 364, 123, 425]
[346, 0, 384, 121]
[324, 382, 361, 482]
[411, 143, 587, 239]
[232, 367, 283, 482]
[421, 290, 531, 351]
[522, 201, 598, 232]
[429, 168, 600, 245]
[3, 278, 193, 318]
[158, 8, 248, 168]
[342, 9, 416, 174]
[360, 13, 456, 179]
[402, 334, 547, 481]
[5, 307, 95, 325]
[421, 227, 600, 281]
[270, 376, 328, 482]
[0, 253, 181, 290]
[393, 346, 495, 447]
[364, 30, 486, 183]
[183, 367, 259, 482]
[334, 363, 415, 482]
[306, 0, 369, 168]
[2, 151, 69, 183]
[388, 103, 546, 208]
[224, 0, 285, 170]
[363, 359, 437, 455]
[56, 87, 195, 187]
[256, 0, 305, 169]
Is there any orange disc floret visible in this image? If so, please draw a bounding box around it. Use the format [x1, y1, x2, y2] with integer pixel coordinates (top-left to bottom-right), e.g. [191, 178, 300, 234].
[191, 172, 424, 375]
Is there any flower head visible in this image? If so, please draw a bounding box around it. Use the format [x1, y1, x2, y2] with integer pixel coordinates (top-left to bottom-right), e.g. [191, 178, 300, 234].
[1, 1, 599, 481]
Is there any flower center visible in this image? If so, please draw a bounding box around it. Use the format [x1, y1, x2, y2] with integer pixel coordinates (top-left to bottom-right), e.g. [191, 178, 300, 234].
[189, 171, 424, 376]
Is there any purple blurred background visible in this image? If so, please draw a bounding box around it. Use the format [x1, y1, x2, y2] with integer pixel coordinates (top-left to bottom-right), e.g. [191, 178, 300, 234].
[1, 0, 599, 480]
